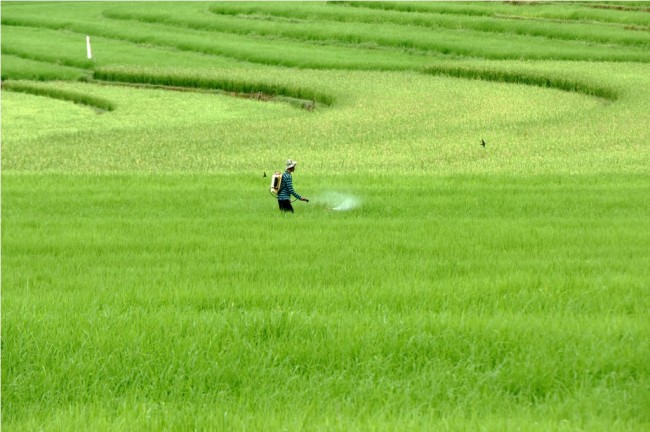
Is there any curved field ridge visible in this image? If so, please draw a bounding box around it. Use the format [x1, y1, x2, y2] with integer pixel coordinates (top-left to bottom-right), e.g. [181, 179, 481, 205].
[2, 80, 115, 112]
[1, 43, 94, 71]
[93, 67, 335, 108]
[422, 63, 618, 101]
[0, 54, 86, 81]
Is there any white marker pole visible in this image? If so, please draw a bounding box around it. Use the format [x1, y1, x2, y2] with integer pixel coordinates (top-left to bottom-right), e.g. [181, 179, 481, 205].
[86, 35, 92, 59]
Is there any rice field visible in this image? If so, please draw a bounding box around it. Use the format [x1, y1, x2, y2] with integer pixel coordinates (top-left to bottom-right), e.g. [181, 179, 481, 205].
[2, 2, 650, 431]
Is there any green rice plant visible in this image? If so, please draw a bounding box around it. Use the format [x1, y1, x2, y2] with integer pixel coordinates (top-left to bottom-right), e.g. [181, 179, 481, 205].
[1, 78, 308, 148]
[6, 1, 649, 79]
[208, 2, 650, 48]
[352, 1, 650, 27]
[1, 7, 438, 72]
[102, 5, 650, 62]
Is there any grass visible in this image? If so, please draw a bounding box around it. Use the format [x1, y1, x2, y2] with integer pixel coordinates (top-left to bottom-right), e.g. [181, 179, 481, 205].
[2, 1, 650, 430]
[3, 173, 649, 430]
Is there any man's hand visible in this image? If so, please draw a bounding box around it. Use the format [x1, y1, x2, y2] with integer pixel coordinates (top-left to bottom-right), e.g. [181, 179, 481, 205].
[301, 197, 309, 202]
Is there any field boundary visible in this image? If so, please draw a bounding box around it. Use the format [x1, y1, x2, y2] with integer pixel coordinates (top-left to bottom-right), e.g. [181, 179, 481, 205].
[92, 67, 335, 108]
[88, 79, 318, 111]
[1, 80, 115, 112]
[422, 64, 618, 101]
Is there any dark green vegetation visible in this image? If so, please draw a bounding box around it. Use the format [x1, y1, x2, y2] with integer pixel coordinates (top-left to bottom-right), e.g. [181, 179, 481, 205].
[2, 2, 650, 430]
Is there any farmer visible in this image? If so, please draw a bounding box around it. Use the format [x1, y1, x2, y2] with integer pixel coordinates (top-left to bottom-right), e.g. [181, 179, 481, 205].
[277, 159, 308, 213]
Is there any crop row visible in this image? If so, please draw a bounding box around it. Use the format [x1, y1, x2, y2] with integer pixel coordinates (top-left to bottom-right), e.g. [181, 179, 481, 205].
[2, 3, 632, 114]
[1, 24, 245, 80]
[101, 6, 650, 63]
[3, 2, 650, 96]
[2, 24, 625, 118]
[0, 16, 433, 72]
[4, 3, 650, 78]
[350, 1, 650, 27]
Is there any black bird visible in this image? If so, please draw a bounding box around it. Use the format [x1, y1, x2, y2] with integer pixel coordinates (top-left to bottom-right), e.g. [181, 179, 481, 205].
[263, 172, 267, 177]
[481, 139, 486, 148]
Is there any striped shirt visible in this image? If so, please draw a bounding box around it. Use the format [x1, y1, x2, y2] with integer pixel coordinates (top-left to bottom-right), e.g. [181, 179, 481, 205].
[277, 170, 302, 201]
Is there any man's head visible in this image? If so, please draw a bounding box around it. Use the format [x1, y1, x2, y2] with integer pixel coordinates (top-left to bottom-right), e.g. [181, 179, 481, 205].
[286, 159, 297, 172]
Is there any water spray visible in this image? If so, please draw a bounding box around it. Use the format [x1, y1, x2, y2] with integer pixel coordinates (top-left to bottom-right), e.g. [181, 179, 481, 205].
[315, 192, 361, 211]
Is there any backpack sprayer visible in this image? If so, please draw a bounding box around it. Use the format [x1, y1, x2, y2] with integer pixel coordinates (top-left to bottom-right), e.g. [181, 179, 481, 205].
[269, 171, 283, 197]
[268, 169, 308, 203]
[269, 170, 300, 202]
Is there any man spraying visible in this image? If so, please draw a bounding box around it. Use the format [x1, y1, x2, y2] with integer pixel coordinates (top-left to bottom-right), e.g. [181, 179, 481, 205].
[277, 159, 309, 213]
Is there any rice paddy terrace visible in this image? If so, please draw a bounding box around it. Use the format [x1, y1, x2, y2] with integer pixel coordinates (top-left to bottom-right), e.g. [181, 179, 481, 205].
[2, 2, 650, 431]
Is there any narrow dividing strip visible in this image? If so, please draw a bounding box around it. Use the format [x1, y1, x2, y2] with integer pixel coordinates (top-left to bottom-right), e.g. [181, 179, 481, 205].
[422, 64, 618, 102]
[2, 80, 115, 112]
[92, 67, 335, 109]
[89, 80, 319, 111]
